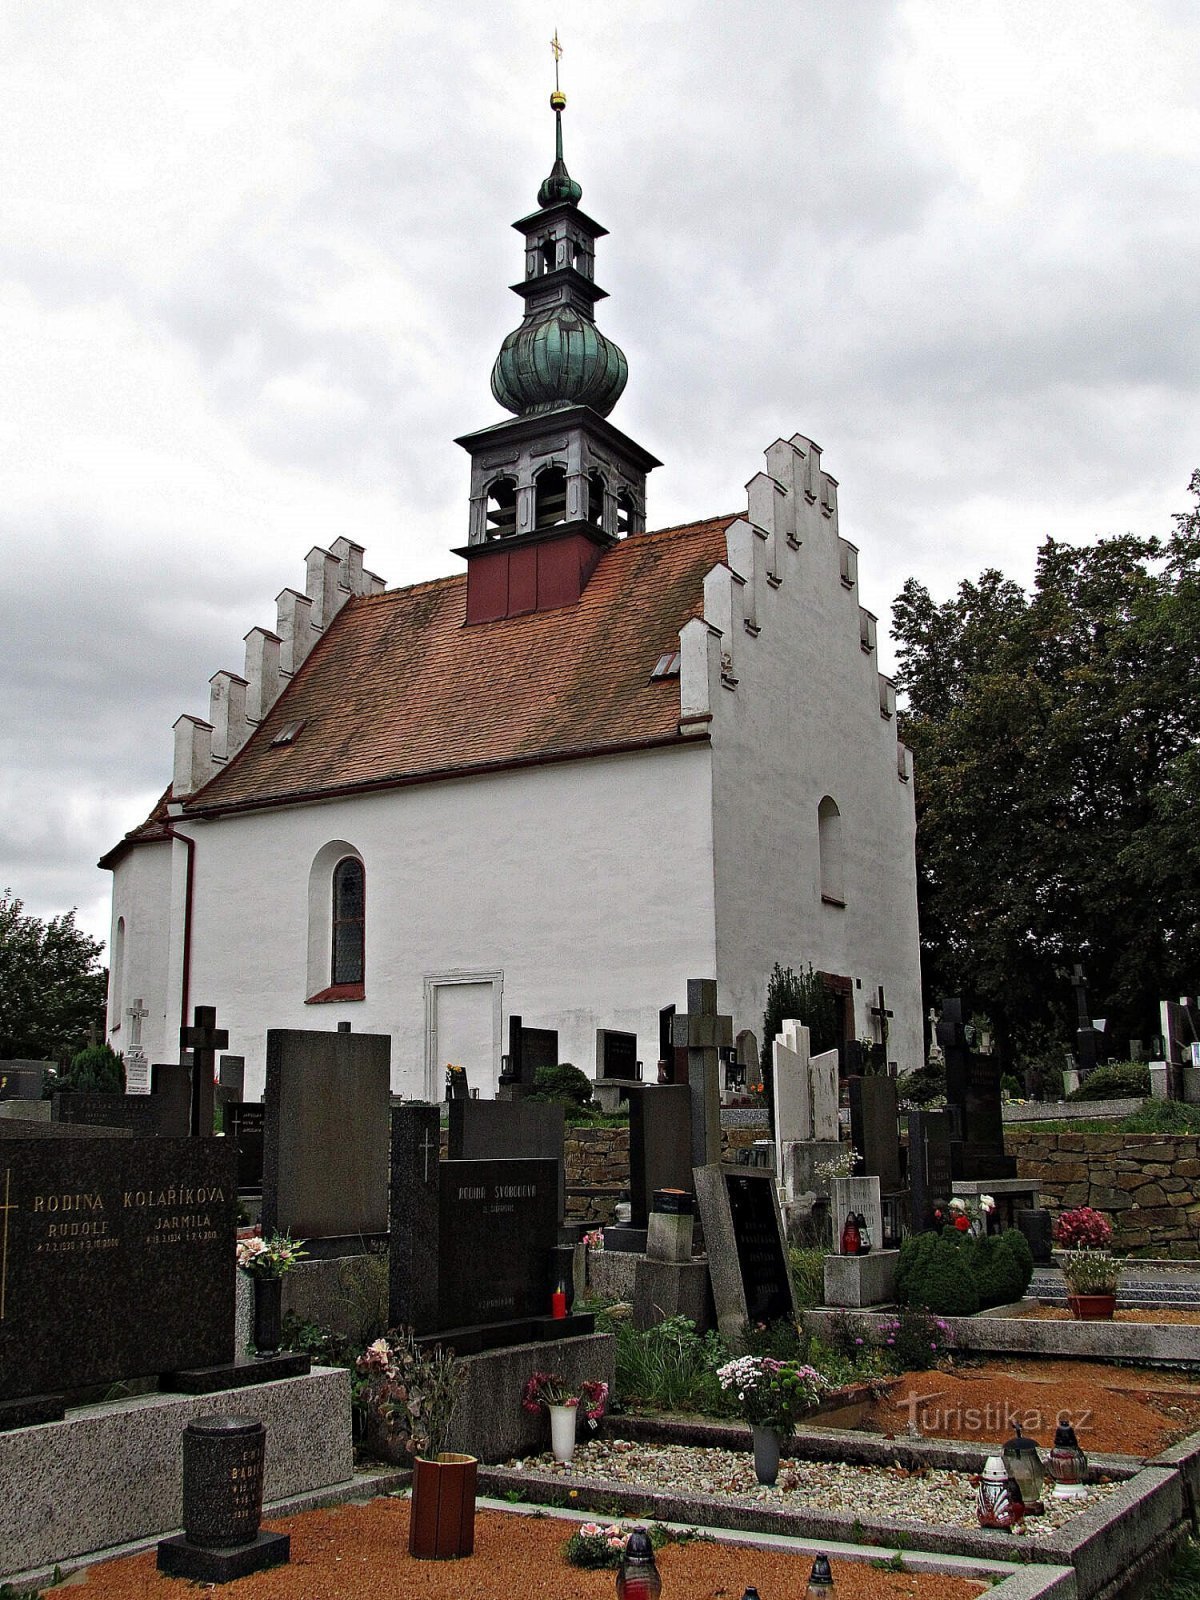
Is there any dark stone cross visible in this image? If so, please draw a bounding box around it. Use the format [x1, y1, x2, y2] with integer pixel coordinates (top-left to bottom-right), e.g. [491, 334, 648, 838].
[1071, 963, 1099, 1073]
[671, 979, 733, 1168]
[870, 985, 893, 1061]
[180, 1004, 228, 1137]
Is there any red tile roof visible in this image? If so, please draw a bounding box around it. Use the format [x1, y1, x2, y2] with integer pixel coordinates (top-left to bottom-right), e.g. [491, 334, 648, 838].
[178, 515, 736, 817]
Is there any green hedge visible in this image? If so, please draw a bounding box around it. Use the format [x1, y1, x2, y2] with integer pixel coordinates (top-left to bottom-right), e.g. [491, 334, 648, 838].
[1065, 1061, 1151, 1101]
[897, 1227, 1033, 1316]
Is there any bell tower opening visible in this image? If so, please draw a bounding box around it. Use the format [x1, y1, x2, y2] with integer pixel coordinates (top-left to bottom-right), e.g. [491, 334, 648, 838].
[587, 470, 606, 527]
[485, 477, 517, 540]
[535, 466, 568, 530]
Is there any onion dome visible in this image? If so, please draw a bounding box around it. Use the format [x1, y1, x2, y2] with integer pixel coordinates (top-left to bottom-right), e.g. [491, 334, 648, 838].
[491, 312, 627, 417]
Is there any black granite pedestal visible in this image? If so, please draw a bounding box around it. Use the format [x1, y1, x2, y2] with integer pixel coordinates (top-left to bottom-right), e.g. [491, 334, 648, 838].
[157, 1529, 290, 1583]
[161, 1352, 310, 1394]
[0, 1393, 65, 1431]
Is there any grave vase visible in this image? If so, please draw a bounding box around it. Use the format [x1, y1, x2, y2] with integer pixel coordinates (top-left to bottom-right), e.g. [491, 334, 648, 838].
[751, 1424, 781, 1486]
[549, 1403, 577, 1464]
[252, 1275, 283, 1354]
[409, 1453, 478, 1560]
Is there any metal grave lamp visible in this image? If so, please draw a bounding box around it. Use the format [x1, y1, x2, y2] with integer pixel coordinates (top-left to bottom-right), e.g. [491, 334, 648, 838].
[1047, 1422, 1089, 1498]
[616, 1528, 662, 1600]
[1002, 1422, 1045, 1513]
[806, 1553, 835, 1600]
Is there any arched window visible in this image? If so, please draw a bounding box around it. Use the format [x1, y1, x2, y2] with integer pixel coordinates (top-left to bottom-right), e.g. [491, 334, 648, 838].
[818, 796, 845, 906]
[485, 476, 517, 540]
[586, 470, 606, 527]
[616, 489, 636, 537]
[534, 466, 568, 530]
[331, 857, 365, 985]
[111, 916, 125, 1032]
[540, 237, 556, 274]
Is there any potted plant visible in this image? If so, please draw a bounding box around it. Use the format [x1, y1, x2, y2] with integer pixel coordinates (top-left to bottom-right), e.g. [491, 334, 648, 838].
[235, 1230, 307, 1354]
[1054, 1207, 1120, 1319]
[356, 1330, 473, 1558]
[521, 1371, 609, 1464]
[715, 1355, 829, 1485]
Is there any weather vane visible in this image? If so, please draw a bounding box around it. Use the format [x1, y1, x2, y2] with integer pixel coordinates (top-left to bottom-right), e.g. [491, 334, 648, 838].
[551, 28, 563, 93]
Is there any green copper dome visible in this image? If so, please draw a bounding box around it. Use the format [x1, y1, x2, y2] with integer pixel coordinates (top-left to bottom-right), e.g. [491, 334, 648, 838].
[491, 309, 628, 417]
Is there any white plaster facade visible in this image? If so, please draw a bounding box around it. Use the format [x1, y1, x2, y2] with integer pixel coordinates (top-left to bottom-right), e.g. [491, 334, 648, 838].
[105, 431, 921, 1100]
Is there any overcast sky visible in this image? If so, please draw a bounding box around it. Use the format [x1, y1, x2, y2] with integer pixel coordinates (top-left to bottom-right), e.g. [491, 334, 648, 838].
[3, 0, 1198, 954]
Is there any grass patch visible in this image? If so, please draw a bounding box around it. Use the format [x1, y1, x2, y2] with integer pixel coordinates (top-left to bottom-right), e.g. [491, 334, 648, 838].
[1165, 1537, 1200, 1600]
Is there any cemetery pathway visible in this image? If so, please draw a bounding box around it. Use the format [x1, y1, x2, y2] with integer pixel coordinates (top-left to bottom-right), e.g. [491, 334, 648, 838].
[60, 1500, 989, 1600]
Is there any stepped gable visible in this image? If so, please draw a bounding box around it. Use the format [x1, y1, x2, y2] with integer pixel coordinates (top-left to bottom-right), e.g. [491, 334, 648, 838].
[181, 514, 736, 816]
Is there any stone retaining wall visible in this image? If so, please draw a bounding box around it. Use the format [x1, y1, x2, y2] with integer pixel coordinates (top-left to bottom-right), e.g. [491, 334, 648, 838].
[562, 1122, 763, 1223]
[1007, 1131, 1200, 1258]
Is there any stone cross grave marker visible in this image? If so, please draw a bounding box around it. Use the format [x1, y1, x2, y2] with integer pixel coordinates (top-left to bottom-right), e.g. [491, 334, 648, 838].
[670, 979, 732, 1169]
[870, 986, 893, 1066]
[124, 999, 151, 1095]
[180, 1005, 228, 1137]
[1071, 964, 1101, 1073]
[908, 1107, 953, 1231]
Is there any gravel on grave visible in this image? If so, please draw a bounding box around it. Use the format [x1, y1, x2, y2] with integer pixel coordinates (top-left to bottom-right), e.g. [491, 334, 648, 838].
[504, 1439, 1116, 1538]
[66, 1501, 990, 1600]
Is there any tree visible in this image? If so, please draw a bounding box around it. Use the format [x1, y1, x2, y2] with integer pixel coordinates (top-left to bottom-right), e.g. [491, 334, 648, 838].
[0, 890, 108, 1065]
[759, 961, 838, 1120]
[892, 475, 1200, 1063]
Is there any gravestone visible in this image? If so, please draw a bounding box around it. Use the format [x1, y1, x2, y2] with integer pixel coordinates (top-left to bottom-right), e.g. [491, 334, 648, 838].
[152, 1061, 193, 1138]
[499, 1015, 559, 1097]
[226, 1103, 266, 1192]
[626, 1083, 692, 1227]
[261, 1028, 390, 1254]
[694, 1164, 796, 1344]
[908, 1108, 953, 1232]
[658, 1004, 689, 1084]
[219, 1056, 246, 1098]
[0, 1062, 50, 1101]
[53, 1091, 161, 1137]
[1071, 965, 1100, 1074]
[671, 979, 732, 1169]
[596, 1029, 639, 1082]
[773, 1020, 813, 1149]
[939, 997, 1015, 1180]
[447, 1097, 565, 1219]
[123, 999, 151, 1095]
[810, 1048, 840, 1142]
[180, 1004, 228, 1137]
[0, 1135, 237, 1406]
[848, 1074, 902, 1194]
[389, 1104, 579, 1354]
[830, 1174, 883, 1253]
[0, 1115, 129, 1139]
[157, 1415, 289, 1581]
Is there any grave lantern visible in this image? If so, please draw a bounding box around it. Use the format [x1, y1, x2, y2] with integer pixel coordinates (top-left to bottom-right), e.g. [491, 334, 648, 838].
[1002, 1423, 1045, 1513]
[806, 1553, 834, 1600]
[976, 1454, 1024, 1529]
[616, 1528, 662, 1600]
[1047, 1422, 1088, 1497]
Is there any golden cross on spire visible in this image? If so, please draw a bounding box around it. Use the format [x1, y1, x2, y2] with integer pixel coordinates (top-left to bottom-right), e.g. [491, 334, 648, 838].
[550, 28, 563, 91]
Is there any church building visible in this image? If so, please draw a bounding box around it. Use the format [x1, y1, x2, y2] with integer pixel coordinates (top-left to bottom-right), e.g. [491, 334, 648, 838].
[101, 89, 923, 1099]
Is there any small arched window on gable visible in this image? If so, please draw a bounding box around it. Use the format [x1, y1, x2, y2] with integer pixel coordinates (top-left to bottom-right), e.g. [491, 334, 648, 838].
[331, 857, 365, 986]
[818, 796, 846, 907]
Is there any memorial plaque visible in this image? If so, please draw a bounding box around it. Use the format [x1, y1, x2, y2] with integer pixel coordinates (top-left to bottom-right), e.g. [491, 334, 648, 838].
[437, 1158, 558, 1330]
[447, 1098, 564, 1218]
[0, 1136, 237, 1401]
[0, 1064, 49, 1101]
[152, 1062, 193, 1137]
[226, 1103, 266, 1192]
[53, 1091, 162, 1137]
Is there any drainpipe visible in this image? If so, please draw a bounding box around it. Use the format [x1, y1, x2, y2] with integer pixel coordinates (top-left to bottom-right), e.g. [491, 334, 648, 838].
[161, 823, 197, 1034]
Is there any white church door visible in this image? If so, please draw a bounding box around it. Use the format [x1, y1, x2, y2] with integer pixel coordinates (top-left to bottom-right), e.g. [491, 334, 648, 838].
[425, 973, 502, 1100]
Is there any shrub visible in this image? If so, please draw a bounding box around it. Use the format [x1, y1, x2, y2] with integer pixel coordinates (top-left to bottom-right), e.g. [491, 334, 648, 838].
[971, 1234, 1025, 1308]
[58, 1042, 123, 1094]
[527, 1063, 593, 1106]
[760, 962, 838, 1107]
[1065, 1062, 1150, 1101]
[1001, 1224, 1033, 1285]
[896, 1061, 947, 1106]
[900, 1234, 980, 1317]
[742, 1316, 810, 1361]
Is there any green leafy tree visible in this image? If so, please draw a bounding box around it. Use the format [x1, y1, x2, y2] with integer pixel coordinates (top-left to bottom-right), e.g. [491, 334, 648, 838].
[0, 889, 108, 1065]
[760, 962, 838, 1121]
[893, 474, 1200, 1063]
[60, 1042, 124, 1094]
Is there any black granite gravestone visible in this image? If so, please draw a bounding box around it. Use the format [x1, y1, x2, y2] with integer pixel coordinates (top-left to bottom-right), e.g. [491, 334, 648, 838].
[157, 1414, 289, 1581]
[52, 1091, 162, 1137]
[849, 1075, 903, 1194]
[908, 1108, 954, 1231]
[597, 1029, 639, 1081]
[0, 1136, 237, 1404]
[725, 1171, 793, 1324]
[226, 1103, 266, 1192]
[437, 1158, 558, 1329]
[0, 1119, 131, 1140]
[499, 1016, 559, 1096]
[0, 1063, 48, 1100]
[151, 1061, 193, 1138]
[939, 998, 1015, 1180]
[626, 1084, 692, 1227]
[447, 1098, 565, 1218]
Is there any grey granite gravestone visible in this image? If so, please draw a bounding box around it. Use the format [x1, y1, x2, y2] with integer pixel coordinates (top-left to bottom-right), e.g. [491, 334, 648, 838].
[626, 1084, 692, 1227]
[261, 1028, 390, 1254]
[151, 1061, 193, 1138]
[671, 980, 732, 1169]
[219, 1056, 246, 1097]
[447, 1097, 565, 1218]
[694, 1164, 796, 1345]
[0, 1136, 237, 1407]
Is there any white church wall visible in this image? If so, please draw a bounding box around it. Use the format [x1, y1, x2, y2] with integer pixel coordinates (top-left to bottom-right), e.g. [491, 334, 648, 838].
[166, 742, 716, 1099]
[106, 840, 174, 1058]
[704, 437, 923, 1073]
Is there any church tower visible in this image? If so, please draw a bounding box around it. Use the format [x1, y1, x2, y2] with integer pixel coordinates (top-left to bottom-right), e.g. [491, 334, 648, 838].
[455, 74, 660, 622]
